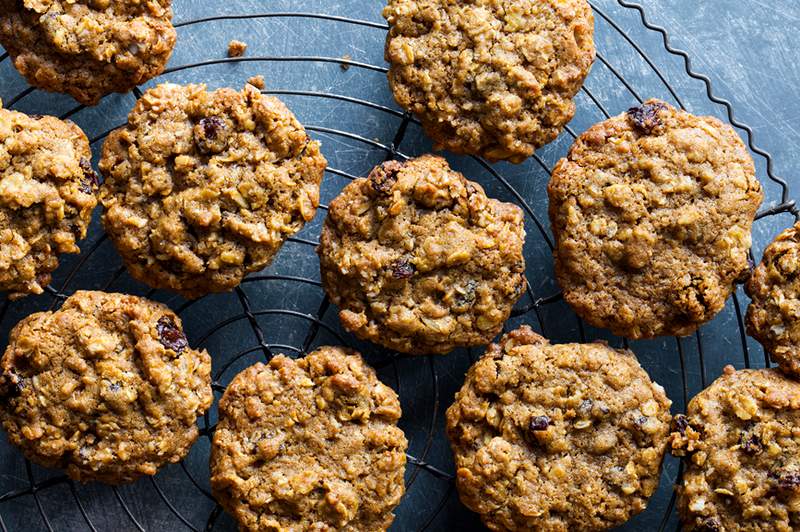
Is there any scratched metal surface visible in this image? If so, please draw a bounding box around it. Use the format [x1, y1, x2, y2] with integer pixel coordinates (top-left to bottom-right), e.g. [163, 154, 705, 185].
[0, 1, 797, 530]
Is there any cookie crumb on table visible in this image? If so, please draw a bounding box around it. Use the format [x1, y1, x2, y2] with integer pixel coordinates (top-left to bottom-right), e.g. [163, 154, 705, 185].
[246, 75, 265, 89]
[227, 40, 247, 57]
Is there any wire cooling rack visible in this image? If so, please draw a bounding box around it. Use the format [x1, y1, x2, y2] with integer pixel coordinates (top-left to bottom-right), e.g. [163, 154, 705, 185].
[0, 1, 796, 530]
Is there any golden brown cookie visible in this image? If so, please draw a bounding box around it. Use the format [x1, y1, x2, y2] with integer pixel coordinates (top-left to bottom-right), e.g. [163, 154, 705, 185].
[0, 104, 98, 299]
[549, 99, 763, 339]
[0, 291, 212, 484]
[746, 222, 800, 377]
[317, 155, 526, 355]
[446, 326, 672, 531]
[383, 0, 595, 162]
[210, 347, 407, 531]
[670, 366, 800, 531]
[99, 82, 327, 299]
[0, 0, 176, 106]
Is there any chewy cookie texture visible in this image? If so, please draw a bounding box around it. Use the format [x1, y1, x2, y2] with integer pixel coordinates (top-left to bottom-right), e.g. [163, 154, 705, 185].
[384, 0, 595, 162]
[318, 155, 526, 355]
[549, 99, 763, 339]
[0, 291, 212, 484]
[210, 347, 407, 531]
[0, 0, 176, 106]
[746, 222, 800, 377]
[0, 104, 98, 299]
[671, 367, 800, 531]
[446, 326, 672, 531]
[99, 82, 327, 299]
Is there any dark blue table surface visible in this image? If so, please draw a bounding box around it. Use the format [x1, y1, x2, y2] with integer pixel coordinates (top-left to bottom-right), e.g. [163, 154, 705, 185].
[0, 1, 797, 530]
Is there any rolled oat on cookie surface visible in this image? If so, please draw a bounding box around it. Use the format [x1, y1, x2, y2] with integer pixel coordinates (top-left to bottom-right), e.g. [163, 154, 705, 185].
[549, 99, 763, 339]
[99, 82, 327, 299]
[317, 154, 526, 355]
[0, 290, 212, 484]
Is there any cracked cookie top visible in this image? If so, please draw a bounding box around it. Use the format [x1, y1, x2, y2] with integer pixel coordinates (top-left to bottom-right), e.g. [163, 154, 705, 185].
[446, 326, 672, 531]
[383, 0, 595, 162]
[549, 99, 763, 339]
[317, 155, 526, 355]
[746, 223, 800, 377]
[99, 82, 327, 299]
[0, 0, 176, 105]
[0, 105, 98, 299]
[210, 347, 407, 531]
[670, 366, 800, 532]
[0, 290, 212, 484]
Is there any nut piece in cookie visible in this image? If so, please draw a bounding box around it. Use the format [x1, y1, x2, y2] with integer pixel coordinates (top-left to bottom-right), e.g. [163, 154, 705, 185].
[210, 347, 407, 531]
[383, 0, 595, 162]
[746, 222, 800, 377]
[670, 366, 800, 531]
[0, 104, 98, 299]
[317, 154, 527, 355]
[0, 0, 176, 105]
[99, 82, 327, 299]
[549, 99, 763, 339]
[0, 291, 213, 484]
[446, 325, 672, 531]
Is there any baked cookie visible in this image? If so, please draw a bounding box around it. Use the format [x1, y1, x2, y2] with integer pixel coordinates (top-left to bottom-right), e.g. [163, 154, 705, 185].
[446, 326, 672, 531]
[210, 347, 407, 531]
[0, 0, 176, 105]
[670, 366, 800, 531]
[746, 223, 800, 377]
[549, 99, 763, 339]
[383, 0, 595, 162]
[99, 82, 327, 299]
[317, 155, 526, 355]
[0, 104, 98, 299]
[0, 291, 212, 484]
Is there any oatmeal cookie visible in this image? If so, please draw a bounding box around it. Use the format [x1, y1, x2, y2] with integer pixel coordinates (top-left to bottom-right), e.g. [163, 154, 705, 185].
[670, 366, 800, 531]
[549, 99, 763, 339]
[0, 104, 98, 299]
[99, 82, 327, 299]
[746, 223, 800, 377]
[317, 155, 526, 355]
[446, 326, 672, 531]
[210, 347, 407, 531]
[0, 0, 176, 106]
[0, 291, 212, 484]
[383, 0, 595, 162]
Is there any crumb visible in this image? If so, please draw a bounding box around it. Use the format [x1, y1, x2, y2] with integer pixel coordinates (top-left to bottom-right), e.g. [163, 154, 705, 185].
[247, 75, 265, 90]
[228, 40, 247, 58]
[340, 54, 352, 71]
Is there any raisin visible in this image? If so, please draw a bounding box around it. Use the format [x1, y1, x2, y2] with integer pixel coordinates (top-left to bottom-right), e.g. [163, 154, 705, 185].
[156, 316, 188, 354]
[739, 427, 762, 455]
[390, 258, 415, 280]
[195, 116, 228, 154]
[530, 415, 551, 431]
[29, 114, 44, 120]
[770, 471, 800, 490]
[79, 157, 99, 194]
[201, 116, 224, 139]
[627, 102, 667, 133]
[369, 160, 404, 195]
[673, 414, 690, 435]
[635, 415, 648, 428]
[0, 371, 25, 397]
[697, 517, 721, 532]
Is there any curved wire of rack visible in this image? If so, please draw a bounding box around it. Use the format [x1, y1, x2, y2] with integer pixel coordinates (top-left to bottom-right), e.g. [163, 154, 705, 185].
[0, 1, 794, 531]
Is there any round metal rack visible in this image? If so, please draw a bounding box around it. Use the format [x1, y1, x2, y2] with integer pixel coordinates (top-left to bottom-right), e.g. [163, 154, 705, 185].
[0, 1, 796, 530]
